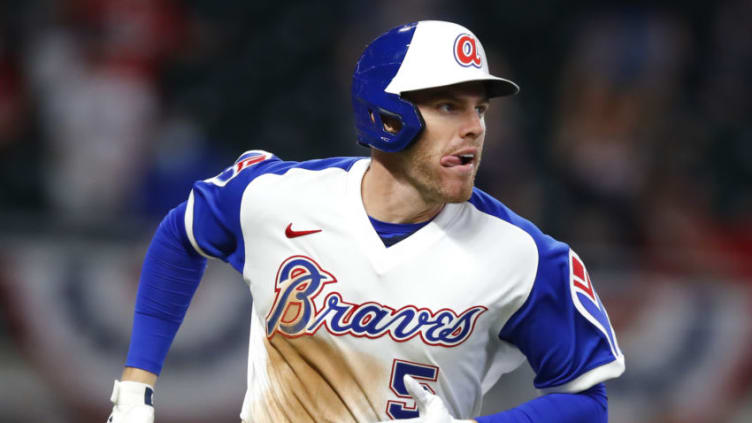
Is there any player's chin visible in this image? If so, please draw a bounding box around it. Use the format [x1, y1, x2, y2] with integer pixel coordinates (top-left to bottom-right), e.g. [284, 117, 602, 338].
[441, 181, 475, 203]
[438, 166, 477, 202]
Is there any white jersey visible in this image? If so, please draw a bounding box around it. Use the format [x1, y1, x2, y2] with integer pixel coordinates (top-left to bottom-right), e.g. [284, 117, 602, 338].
[183, 151, 625, 422]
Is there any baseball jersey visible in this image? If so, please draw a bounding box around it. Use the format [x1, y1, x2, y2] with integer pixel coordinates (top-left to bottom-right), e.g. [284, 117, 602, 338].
[183, 150, 625, 422]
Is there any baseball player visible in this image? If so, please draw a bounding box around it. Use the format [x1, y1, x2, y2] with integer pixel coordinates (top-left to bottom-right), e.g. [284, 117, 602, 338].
[108, 20, 624, 422]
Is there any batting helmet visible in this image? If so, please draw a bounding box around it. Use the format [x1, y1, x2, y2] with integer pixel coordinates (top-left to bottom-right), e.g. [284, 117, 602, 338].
[351, 20, 519, 152]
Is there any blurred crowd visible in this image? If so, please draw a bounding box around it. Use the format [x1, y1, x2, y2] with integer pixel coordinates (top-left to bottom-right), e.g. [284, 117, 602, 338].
[2, 0, 750, 275]
[1, 1, 751, 422]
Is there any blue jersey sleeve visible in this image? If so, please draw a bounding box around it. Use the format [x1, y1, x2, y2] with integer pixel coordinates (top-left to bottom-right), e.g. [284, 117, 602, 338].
[184, 150, 277, 272]
[467, 189, 624, 392]
[498, 236, 624, 392]
[125, 150, 278, 374]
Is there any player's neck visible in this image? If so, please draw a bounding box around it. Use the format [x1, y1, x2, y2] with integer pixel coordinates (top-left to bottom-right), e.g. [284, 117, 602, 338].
[361, 157, 444, 224]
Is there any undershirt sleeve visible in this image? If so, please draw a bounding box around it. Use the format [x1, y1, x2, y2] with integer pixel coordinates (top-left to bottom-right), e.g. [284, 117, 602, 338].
[125, 202, 208, 375]
[475, 383, 607, 423]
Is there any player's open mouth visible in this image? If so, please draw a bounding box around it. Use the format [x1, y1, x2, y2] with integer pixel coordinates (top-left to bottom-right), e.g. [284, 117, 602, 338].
[458, 154, 474, 165]
[440, 148, 477, 170]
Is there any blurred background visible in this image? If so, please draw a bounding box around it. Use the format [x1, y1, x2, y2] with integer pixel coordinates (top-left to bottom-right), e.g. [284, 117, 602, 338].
[1, 0, 751, 422]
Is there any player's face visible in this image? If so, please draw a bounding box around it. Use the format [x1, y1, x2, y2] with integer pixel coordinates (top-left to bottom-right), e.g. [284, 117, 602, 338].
[400, 82, 489, 204]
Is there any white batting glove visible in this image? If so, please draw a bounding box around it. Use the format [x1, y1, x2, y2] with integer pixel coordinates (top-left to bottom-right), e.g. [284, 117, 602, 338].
[377, 375, 475, 423]
[107, 380, 155, 423]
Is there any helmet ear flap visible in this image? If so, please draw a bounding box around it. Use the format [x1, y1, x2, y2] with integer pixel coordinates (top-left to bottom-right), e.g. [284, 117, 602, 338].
[352, 89, 423, 152]
[351, 23, 424, 152]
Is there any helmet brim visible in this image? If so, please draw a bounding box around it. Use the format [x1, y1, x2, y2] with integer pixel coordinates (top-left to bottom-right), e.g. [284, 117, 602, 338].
[396, 76, 519, 99]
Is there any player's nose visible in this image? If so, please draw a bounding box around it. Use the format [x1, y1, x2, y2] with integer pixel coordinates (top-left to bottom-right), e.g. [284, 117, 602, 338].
[459, 109, 484, 140]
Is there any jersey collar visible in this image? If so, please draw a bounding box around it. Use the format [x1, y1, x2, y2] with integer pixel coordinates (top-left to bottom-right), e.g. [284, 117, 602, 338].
[344, 158, 465, 274]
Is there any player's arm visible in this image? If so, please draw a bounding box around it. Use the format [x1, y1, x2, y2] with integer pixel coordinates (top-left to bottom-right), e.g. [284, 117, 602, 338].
[488, 244, 623, 422]
[388, 375, 608, 423]
[389, 244, 623, 423]
[390, 376, 607, 423]
[120, 367, 158, 385]
[109, 202, 208, 422]
[108, 151, 274, 422]
[475, 383, 607, 422]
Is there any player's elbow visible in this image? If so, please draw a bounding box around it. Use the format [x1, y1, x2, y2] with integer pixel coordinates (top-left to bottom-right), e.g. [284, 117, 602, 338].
[579, 383, 608, 423]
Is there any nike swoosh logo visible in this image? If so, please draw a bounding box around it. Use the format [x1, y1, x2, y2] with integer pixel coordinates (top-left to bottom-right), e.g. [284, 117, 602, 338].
[285, 223, 322, 238]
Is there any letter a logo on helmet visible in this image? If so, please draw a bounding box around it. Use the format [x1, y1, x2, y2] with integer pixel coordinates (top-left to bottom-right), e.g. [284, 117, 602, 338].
[454, 34, 482, 68]
[351, 21, 519, 152]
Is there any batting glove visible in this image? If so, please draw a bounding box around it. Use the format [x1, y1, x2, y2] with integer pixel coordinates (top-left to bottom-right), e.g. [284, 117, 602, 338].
[107, 380, 155, 423]
[378, 375, 476, 423]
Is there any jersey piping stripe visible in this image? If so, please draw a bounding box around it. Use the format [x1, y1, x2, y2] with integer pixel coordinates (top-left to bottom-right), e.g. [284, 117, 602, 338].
[185, 190, 213, 259]
[539, 358, 625, 395]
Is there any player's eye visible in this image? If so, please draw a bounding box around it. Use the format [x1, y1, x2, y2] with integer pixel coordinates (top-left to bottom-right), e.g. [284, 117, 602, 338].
[475, 104, 489, 116]
[438, 102, 455, 112]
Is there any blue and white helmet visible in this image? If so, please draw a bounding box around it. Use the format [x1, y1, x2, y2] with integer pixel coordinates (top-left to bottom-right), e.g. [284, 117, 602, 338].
[352, 20, 519, 152]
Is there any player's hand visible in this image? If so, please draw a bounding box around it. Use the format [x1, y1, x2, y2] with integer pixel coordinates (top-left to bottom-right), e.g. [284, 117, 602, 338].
[107, 380, 155, 423]
[377, 375, 476, 423]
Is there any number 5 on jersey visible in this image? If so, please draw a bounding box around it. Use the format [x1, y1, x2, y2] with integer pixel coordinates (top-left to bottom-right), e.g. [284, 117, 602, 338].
[386, 359, 439, 419]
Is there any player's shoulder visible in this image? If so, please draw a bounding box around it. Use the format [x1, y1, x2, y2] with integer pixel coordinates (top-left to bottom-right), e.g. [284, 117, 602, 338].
[468, 187, 569, 263]
[203, 150, 364, 188]
[479, 184, 625, 391]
